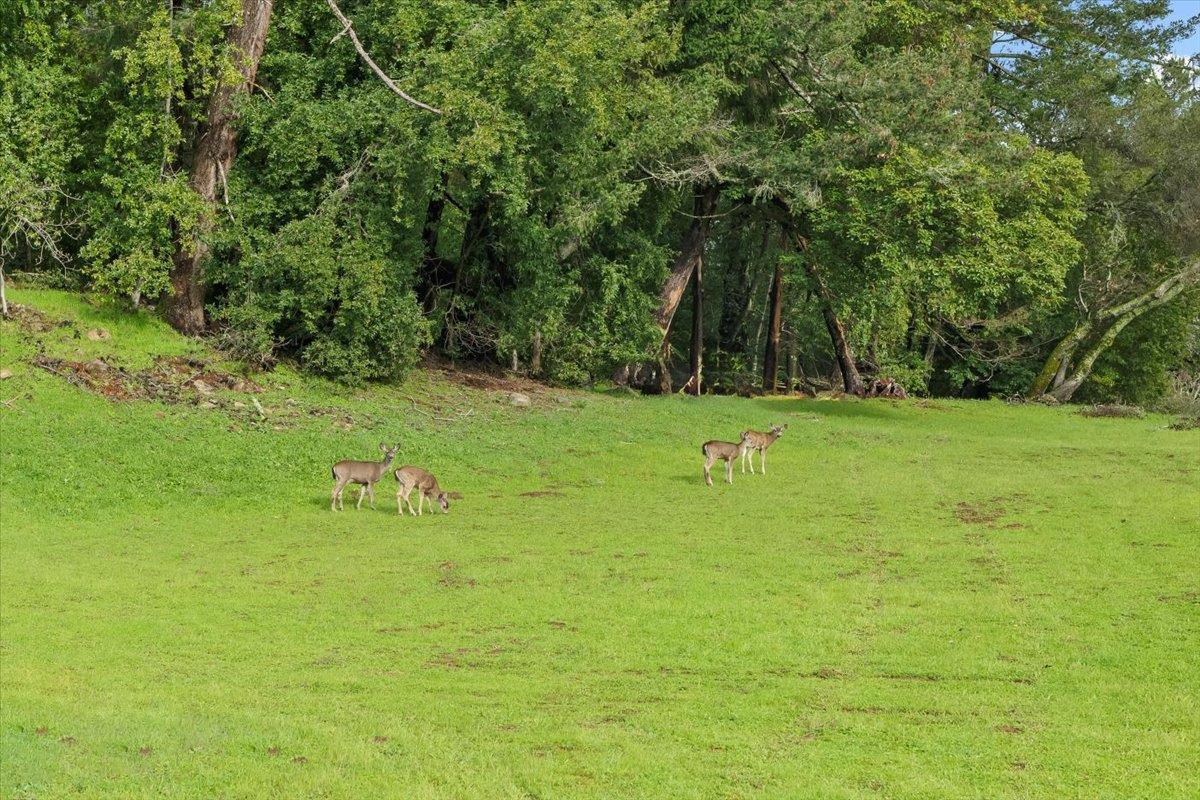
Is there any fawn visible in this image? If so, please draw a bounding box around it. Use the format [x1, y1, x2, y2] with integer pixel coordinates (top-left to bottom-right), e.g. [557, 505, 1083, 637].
[741, 423, 787, 474]
[702, 432, 752, 486]
[331, 442, 399, 511]
[394, 466, 451, 516]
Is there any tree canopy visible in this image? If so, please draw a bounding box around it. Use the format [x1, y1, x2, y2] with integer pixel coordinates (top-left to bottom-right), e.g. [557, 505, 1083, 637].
[2, 0, 1197, 399]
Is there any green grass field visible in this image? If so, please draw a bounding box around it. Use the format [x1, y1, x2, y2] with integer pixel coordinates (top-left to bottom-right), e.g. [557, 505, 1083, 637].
[2, 290, 1198, 799]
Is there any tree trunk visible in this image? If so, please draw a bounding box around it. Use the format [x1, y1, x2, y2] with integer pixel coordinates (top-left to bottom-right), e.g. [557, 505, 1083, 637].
[1031, 260, 1200, 400]
[1028, 319, 1092, 397]
[687, 252, 704, 395]
[652, 185, 719, 393]
[762, 263, 783, 393]
[416, 185, 451, 315]
[167, 0, 274, 334]
[800, 253, 862, 395]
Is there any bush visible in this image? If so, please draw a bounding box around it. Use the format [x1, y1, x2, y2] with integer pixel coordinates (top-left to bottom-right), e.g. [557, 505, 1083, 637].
[210, 216, 429, 385]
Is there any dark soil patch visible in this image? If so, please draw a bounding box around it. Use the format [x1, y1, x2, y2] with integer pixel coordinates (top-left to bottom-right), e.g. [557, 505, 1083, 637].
[1157, 591, 1200, 604]
[425, 355, 558, 398]
[953, 494, 1027, 528]
[955, 501, 1005, 526]
[1079, 404, 1144, 419]
[996, 724, 1024, 735]
[9, 304, 73, 333]
[35, 726, 48, 736]
[519, 489, 563, 498]
[436, 561, 476, 589]
[33, 354, 259, 403]
[373, 735, 389, 743]
[138, 746, 152, 757]
[811, 667, 844, 680]
[59, 736, 76, 745]
[292, 756, 307, 765]
[267, 746, 280, 756]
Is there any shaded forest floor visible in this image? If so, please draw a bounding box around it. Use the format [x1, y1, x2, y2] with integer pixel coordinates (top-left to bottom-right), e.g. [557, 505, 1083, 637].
[1, 290, 1197, 799]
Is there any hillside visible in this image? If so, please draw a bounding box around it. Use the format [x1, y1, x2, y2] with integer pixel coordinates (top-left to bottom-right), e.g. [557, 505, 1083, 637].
[1, 290, 1198, 799]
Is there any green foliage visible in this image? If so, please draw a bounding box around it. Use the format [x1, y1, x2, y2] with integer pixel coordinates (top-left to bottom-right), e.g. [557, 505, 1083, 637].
[212, 215, 429, 384]
[3, 0, 1195, 395]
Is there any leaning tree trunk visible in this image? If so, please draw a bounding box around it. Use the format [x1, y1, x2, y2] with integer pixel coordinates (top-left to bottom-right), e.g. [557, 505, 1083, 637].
[798, 250, 862, 396]
[686, 252, 704, 395]
[167, 0, 274, 334]
[762, 262, 783, 393]
[1030, 260, 1200, 401]
[652, 185, 719, 393]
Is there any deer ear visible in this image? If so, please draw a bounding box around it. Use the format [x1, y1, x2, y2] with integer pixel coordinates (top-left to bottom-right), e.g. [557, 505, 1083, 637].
[379, 442, 387, 451]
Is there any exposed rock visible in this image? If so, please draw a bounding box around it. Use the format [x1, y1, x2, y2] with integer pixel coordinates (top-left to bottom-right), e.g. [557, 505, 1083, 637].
[0, 369, 12, 380]
[86, 328, 111, 341]
[509, 392, 531, 407]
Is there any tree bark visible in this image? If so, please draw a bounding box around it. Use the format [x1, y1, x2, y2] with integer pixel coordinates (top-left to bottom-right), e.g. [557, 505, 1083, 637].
[653, 185, 719, 393]
[799, 250, 862, 395]
[167, 0, 274, 334]
[762, 262, 783, 393]
[1030, 259, 1200, 400]
[687, 252, 704, 394]
[1040, 260, 1200, 401]
[416, 187, 450, 315]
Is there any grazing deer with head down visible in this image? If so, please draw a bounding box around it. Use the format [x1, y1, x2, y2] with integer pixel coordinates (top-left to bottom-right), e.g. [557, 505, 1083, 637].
[331, 442, 399, 511]
[702, 432, 752, 486]
[741, 423, 787, 474]
[394, 466, 451, 516]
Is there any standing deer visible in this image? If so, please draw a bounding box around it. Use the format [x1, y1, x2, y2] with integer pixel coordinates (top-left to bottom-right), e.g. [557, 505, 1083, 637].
[702, 432, 752, 486]
[741, 423, 787, 475]
[394, 466, 451, 516]
[331, 442, 399, 511]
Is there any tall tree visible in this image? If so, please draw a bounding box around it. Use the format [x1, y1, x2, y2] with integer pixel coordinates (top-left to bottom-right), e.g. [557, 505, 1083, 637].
[167, 0, 273, 334]
[652, 185, 719, 393]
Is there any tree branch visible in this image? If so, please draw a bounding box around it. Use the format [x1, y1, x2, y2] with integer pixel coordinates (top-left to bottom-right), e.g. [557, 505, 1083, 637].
[324, 0, 442, 115]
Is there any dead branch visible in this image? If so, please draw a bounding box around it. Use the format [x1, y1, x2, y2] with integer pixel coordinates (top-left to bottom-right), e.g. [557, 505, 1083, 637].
[324, 0, 442, 115]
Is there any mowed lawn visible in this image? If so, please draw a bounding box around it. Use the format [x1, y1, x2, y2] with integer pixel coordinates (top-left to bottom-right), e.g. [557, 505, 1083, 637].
[1, 291, 1198, 799]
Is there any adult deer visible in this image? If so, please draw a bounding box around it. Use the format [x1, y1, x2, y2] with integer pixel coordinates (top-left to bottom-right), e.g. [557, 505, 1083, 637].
[331, 442, 399, 511]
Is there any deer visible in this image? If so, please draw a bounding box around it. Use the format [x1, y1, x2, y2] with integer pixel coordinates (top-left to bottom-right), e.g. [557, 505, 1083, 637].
[331, 442, 399, 511]
[394, 466, 451, 516]
[740, 423, 787, 475]
[702, 432, 752, 486]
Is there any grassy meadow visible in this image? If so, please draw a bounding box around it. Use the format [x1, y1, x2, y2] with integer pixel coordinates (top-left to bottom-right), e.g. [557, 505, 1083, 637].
[1, 289, 1198, 799]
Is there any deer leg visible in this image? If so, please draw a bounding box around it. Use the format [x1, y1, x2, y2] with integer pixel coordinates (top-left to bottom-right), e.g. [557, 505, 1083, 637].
[355, 485, 366, 510]
[725, 459, 733, 484]
[368, 482, 377, 509]
[704, 454, 715, 486]
[761, 449, 767, 475]
[396, 488, 405, 516]
[331, 480, 344, 512]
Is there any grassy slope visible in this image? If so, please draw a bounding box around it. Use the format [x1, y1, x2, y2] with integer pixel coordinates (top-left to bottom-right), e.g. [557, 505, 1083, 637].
[1, 289, 1197, 799]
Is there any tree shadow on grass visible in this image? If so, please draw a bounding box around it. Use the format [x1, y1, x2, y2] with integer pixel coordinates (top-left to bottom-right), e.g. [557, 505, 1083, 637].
[749, 396, 906, 422]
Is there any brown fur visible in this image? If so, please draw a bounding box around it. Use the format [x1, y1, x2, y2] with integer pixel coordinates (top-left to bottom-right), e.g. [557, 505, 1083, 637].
[394, 466, 451, 516]
[740, 423, 786, 475]
[331, 442, 399, 511]
[702, 433, 751, 486]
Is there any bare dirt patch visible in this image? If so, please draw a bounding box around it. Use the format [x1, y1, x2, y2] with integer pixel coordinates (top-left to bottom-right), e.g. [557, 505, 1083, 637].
[1079, 404, 1144, 419]
[9, 304, 72, 334]
[436, 561, 477, 589]
[953, 494, 1027, 528]
[33, 354, 260, 402]
[519, 489, 563, 498]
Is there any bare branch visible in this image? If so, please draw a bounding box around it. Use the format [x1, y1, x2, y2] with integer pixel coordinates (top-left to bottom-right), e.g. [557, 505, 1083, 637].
[324, 0, 442, 115]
